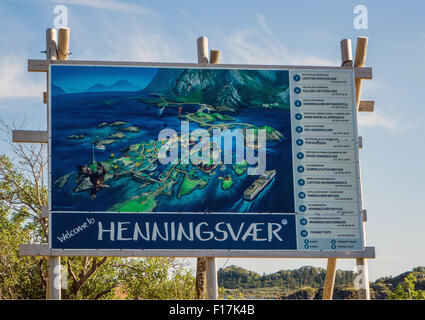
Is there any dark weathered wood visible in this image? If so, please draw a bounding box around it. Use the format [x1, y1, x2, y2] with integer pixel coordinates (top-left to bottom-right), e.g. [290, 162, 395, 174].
[195, 257, 206, 300]
[209, 50, 221, 64]
[362, 210, 368, 222]
[12, 130, 48, 143]
[358, 100, 374, 112]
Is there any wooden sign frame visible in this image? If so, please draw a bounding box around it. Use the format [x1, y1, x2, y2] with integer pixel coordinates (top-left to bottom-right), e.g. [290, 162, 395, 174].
[15, 31, 375, 300]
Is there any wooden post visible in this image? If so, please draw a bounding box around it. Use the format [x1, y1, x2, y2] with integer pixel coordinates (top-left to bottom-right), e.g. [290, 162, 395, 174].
[354, 37, 368, 110]
[204, 48, 221, 300]
[322, 38, 353, 301]
[195, 256, 207, 299]
[46, 28, 57, 60]
[356, 257, 370, 299]
[354, 36, 371, 300]
[47, 27, 65, 300]
[197, 36, 209, 64]
[48, 256, 61, 300]
[356, 183, 371, 299]
[195, 36, 209, 300]
[194, 38, 220, 300]
[58, 28, 70, 61]
[206, 257, 218, 299]
[323, 258, 337, 300]
[340, 39, 353, 67]
[209, 50, 221, 64]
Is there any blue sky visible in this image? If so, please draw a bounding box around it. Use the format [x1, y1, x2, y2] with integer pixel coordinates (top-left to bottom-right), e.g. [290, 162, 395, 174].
[51, 66, 158, 93]
[0, 0, 424, 281]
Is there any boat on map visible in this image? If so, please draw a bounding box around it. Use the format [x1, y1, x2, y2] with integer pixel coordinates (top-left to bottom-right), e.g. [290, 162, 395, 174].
[96, 144, 105, 151]
[130, 170, 157, 184]
[243, 169, 276, 202]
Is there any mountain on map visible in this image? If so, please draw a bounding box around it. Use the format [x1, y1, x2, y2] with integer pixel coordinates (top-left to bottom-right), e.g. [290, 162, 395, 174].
[86, 79, 140, 92]
[52, 84, 66, 95]
[140, 68, 290, 109]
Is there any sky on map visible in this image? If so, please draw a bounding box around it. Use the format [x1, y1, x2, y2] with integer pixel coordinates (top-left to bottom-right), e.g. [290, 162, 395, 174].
[0, 0, 424, 281]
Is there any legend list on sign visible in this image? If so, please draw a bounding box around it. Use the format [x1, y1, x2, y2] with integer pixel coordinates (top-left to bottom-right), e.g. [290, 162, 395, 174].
[289, 70, 363, 251]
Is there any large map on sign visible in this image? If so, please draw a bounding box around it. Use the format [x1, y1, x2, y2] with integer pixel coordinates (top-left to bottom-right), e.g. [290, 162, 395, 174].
[49, 64, 363, 251]
[50, 66, 294, 213]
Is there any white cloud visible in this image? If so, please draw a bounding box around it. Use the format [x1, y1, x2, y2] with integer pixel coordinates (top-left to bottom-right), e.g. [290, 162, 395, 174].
[106, 32, 183, 63]
[49, 0, 154, 15]
[357, 110, 399, 129]
[0, 55, 44, 98]
[223, 15, 402, 130]
[223, 14, 337, 66]
[73, 21, 184, 63]
[361, 80, 379, 99]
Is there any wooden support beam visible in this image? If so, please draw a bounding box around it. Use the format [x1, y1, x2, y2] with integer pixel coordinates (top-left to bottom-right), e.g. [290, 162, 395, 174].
[196, 43, 221, 301]
[46, 28, 58, 60]
[340, 39, 353, 67]
[19, 244, 376, 258]
[195, 256, 206, 299]
[47, 27, 66, 301]
[48, 256, 61, 300]
[27, 59, 372, 79]
[354, 37, 368, 68]
[58, 28, 70, 61]
[356, 257, 371, 299]
[353, 36, 372, 300]
[362, 210, 368, 222]
[197, 36, 209, 64]
[196, 36, 210, 300]
[206, 257, 218, 299]
[323, 258, 337, 300]
[12, 130, 48, 143]
[209, 50, 221, 64]
[354, 68, 372, 80]
[322, 38, 352, 301]
[204, 48, 221, 301]
[41, 206, 49, 218]
[358, 100, 374, 112]
[354, 37, 368, 110]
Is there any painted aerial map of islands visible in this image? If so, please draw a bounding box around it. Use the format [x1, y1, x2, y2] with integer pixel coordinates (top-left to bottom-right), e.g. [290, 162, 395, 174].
[50, 65, 294, 213]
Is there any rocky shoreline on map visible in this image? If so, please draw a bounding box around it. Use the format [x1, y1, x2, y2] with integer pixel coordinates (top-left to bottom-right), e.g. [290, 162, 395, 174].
[65, 121, 142, 146]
